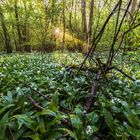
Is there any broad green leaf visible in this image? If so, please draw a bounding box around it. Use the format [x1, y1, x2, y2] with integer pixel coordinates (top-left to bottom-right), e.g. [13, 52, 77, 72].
[4, 91, 13, 102]
[70, 114, 83, 130]
[49, 91, 59, 112]
[37, 109, 56, 117]
[102, 108, 113, 129]
[125, 124, 140, 138]
[14, 127, 27, 140]
[0, 112, 9, 139]
[87, 112, 99, 124]
[14, 114, 37, 131]
[122, 101, 140, 127]
[47, 131, 62, 140]
[57, 128, 77, 140]
[124, 110, 139, 128]
[0, 104, 14, 115]
[23, 133, 41, 140]
[38, 119, 45, 134]
[46, 115, 68, 128]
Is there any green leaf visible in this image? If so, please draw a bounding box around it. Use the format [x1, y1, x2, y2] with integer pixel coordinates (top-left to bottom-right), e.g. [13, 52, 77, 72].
[70, 114, 83, 130]
[124, 110, 139, 128]
[57, 128, 77, 140]
[4, 91, 13, 103]
[14, 114, 37, 131]
[0, 104, 14, 115]
[49, 91, 59, 112]
[47, 131, 62, 140]
[122, 101, 140, 127]
[0, 112, 9, 139]
[14, 127, 27, 140]
[125, 124, 140, 138]
[46, 115, 68, 128]
[37, 109, 56, 117]
[38, 119, 45, 134]
[23, 133, 41, 140]
[102, 108, 113, 129]
[87, 112, 99, 124]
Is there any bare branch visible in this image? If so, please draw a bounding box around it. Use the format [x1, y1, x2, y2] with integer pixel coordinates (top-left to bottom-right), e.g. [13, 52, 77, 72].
[77, 0, 122, 74]
[113, 67, 136, 81]
[20, 81, 49, 101]
[28, 96, 44, 111]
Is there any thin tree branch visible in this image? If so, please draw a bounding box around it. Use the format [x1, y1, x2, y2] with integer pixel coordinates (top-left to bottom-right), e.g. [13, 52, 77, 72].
[28, 96, 44, 111]
[107, 0, 132, 67]
[20, 81, 49, 100]
[77, 0, 122, 74]
[113, 67, 135, 81]
[8, 127, 15, 140]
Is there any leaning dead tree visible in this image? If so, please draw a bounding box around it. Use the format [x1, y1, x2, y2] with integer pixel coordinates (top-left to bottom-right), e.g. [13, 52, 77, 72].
[72, 0, 140, 112]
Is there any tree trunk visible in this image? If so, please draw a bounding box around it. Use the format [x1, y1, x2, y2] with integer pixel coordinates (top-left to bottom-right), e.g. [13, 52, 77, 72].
[81, 0, 88, 40]
[69, 0, 74, 30]
[14, 0, 22, 51]
[41, 0, 50, 53]
[130, 0, 137, 16]
[22, 0, 31, 52]
[0, 6, 12, 53]
[88, 0, 94, 44]
[62, 0, 66, 52]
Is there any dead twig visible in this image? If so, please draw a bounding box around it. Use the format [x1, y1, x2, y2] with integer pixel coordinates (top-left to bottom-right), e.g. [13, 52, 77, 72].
[8, 127, 15, 140]
[28, 97, 71, 127]
[20, 81, 49, 101]
[28, 96, 44, 111]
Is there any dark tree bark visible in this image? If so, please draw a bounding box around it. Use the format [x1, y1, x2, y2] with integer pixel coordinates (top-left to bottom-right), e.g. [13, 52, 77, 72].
[41, 0, 50, 53]
[81, 0, 88, 39]
[88, 0, 94, 44]
[14, 0, 22, 51]
[22, 0, 31, 52]
[85, 70, 101, 112]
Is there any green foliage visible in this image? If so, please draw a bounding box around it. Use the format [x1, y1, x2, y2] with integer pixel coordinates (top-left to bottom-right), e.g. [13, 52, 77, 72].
[0, 52, 140, 139]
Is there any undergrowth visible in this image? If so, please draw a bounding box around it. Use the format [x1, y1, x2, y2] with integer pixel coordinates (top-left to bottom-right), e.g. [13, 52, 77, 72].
[0, 52, 140, 140]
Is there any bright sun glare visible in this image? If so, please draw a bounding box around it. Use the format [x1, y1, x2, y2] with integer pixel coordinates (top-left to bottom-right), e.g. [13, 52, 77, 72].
[55, 28, 60, 34]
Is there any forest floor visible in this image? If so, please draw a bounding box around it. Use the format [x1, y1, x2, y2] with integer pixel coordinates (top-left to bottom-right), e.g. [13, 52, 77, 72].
[0, 51, 140, 140]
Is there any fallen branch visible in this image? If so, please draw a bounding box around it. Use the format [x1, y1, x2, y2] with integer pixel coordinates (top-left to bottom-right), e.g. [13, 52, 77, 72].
[28, 96, 44, 111]
[8, 127, 15, 140]
[85, 70, 102, 112]
[28, 96, 71, 126]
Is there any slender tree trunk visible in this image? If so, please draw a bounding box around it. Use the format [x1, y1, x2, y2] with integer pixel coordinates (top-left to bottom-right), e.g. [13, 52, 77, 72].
[74, 0, 77, 34]
[22, 0, 31, 52]
[62, 0, 66, 52]
[81, 0, 88, 39]
[0, 6, 12, 53]
[88, 0, 94, 44]
[12, 24, 17, 50]
[14, 0, 22, 51]
[42, 0, 49, 53]
[69, 0, 74, 30]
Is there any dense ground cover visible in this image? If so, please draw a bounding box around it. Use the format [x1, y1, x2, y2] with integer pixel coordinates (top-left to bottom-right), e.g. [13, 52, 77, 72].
[0, 52, 140, 140]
